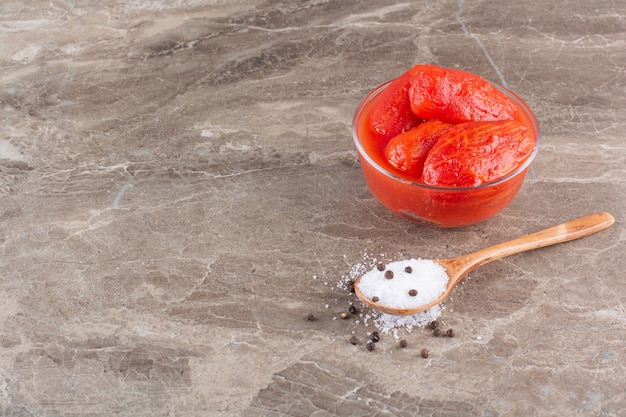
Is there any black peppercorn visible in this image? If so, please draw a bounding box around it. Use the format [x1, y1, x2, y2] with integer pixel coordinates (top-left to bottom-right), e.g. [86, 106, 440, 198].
[306, 313, 316, 321]
[408, 289, 418, 297]
[349, 335, 359, 345]
[366, 341, 376, 352]
[371, 331, 380, 343]
[371, 296, 380, 303]
[347, 280, 356, 293]
[404, 266, 413, 273]
[433, 328, 442, 337]
[384, 270, 394, 279]
[349, 305, 357, 314]
[446, 329, 455, 338]
[399, 339, 408, 348]
[421, 348, 429, 358]
[429, 320, 439, 329]
[376, 263, 385, 271]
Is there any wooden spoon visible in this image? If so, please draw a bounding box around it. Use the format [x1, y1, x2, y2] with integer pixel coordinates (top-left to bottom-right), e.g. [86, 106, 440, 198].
[354, 212, 615, 316]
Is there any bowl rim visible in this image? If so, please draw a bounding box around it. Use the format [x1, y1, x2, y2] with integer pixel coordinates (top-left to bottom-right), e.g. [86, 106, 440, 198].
[351, 79, 541, 191]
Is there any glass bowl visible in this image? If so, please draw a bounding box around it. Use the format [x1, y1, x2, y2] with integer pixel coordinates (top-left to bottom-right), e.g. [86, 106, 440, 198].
[352, 80, 540, 228]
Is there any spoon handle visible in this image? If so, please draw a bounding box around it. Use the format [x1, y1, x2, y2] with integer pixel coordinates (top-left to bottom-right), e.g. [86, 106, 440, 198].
[451, 212, 615, 281]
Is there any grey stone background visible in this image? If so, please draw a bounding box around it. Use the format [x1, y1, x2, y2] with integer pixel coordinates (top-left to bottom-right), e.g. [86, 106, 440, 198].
[1, 1, 624, 416]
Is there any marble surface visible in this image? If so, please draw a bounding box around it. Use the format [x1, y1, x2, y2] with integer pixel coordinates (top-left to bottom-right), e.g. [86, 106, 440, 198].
[1, 0, 624, 416]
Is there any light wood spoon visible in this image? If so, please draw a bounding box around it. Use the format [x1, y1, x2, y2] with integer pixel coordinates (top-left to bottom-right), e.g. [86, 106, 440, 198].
[354, 212, 615, 316]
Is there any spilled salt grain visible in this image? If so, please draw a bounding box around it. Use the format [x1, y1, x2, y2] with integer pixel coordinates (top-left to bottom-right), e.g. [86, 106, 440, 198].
[372, 304, 443, 337]
[357, 258, 448, 309]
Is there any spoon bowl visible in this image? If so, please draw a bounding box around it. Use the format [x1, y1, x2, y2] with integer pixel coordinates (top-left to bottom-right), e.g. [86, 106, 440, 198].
[354, 212, 615, 316]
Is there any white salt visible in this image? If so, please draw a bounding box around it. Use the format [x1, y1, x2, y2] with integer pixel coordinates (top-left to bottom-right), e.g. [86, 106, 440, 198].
[356, 258, 449, 309]
[337, 252, 448, 334]
[372, 304, 443, 337]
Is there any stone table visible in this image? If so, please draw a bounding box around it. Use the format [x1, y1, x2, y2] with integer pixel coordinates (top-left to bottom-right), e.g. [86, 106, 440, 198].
[1, 1, 624, 416]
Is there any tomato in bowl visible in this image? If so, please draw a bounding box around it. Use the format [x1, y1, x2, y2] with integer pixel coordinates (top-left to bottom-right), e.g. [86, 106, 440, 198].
[352, 65, 540, 228]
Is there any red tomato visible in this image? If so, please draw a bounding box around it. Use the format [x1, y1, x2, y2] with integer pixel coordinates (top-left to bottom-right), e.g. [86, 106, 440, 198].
[408, 65, 517, 124]
[385, 120, 452, 176]
[422, 120, 535, 187]
[366, 71, 422, 141]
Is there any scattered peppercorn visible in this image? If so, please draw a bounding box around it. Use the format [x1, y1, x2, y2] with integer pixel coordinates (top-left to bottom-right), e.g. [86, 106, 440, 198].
[399, 339, 408, 348]
[404, 266, 413, 273]
[421, 348, 429, 358]
[349, 335, 359, 345]
[348, 305, 357, 314]
[306, 313, 316, 321]
[433, 328, 442, 337]
[384, 270, 394, 279]
[377, 263, 385, 271]
[371, 331, 380, 343]
[339, 312, 349, 319]
[408, 289, 418, 297]
[347, 281, 356, 293]
[429, 320, 440, 329]
[366, 341, 376, 352]
[372, 296, 380, 303]
[446, 329, 455, 338]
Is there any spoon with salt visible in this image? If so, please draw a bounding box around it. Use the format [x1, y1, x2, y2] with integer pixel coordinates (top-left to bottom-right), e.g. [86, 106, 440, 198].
[354, 212, 615, 316]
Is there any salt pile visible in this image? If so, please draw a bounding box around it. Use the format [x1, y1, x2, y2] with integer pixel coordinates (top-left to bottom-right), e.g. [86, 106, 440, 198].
[357, 258, 449, 309]
[338, 253, 448, 334]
